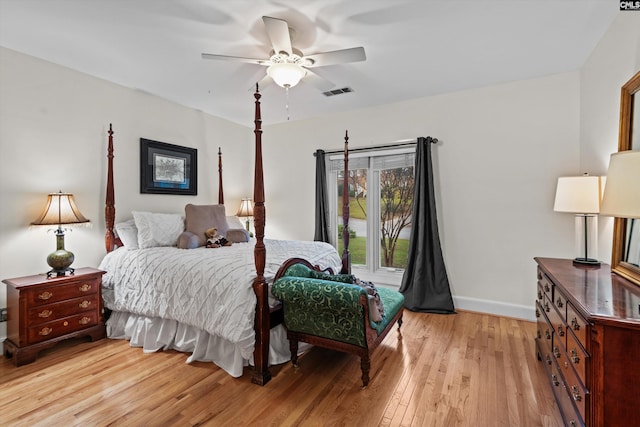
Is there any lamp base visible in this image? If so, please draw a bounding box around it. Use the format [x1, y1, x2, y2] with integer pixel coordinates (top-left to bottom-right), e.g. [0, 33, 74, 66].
[573, 257, 601, 267]
[46, 267, 75, 279]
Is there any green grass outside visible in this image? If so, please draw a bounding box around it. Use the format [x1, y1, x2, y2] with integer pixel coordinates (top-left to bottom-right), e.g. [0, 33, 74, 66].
[338, 196, 367, 220]
[338, 236, 410, 269]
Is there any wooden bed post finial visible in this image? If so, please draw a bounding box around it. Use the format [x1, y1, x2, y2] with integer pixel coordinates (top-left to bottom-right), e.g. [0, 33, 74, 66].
[341, 130, 351, 274]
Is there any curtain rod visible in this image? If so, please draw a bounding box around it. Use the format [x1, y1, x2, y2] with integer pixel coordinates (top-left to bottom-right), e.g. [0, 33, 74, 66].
[313, 137, 437, 157]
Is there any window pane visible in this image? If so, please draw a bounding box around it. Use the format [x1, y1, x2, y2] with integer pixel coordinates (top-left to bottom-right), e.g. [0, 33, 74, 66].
[379, 166, 414, 268]
[338, 169, 367, 266]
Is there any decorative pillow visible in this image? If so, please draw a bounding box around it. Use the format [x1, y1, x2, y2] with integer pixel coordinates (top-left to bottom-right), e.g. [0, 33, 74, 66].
[132, 211, 184, 249]
[184, 204, 229, 247]
[177, 231, 200, 249]
[115, 219, 139, 250]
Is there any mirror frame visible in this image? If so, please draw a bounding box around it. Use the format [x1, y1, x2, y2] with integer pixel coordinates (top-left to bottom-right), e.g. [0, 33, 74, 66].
[611, 70, 640, 286]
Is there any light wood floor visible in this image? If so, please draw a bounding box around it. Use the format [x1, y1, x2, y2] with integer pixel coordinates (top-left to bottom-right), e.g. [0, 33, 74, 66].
[0, 310, 563, 426]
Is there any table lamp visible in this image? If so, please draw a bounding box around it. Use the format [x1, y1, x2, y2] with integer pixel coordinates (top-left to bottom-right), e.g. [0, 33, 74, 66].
[236, 198, 254, 232]
[554, 174, 603, 266]
[31, 191, 89, 277]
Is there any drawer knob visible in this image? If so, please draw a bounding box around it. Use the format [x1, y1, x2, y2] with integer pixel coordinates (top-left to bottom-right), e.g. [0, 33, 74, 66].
[570, 349, 580, 364]
[79, 300, 91, 309]
[553, 346, 561, 358]
[79, 283, 91, 292]
[537, 290, 542, 300]
[551, 374, 560, 386]
[556, 297, 563, 308]
[38, 309, 53, 318]
[571, 318, 581, 331]
[79, 316, 91, 325]
[537, 330, 542, 339]
[38, 291, 53, 300]
[545, 330, 551, 340]
[557, 325, 564, 337]
[535, 308, 540, 318]
[571, 385, 582, 402]
[39, 327, 52, 336]
[545, 355, 552, 365]
[63, 321, 68, 326]
[544, 302, 550, 313]
[544, 283, 550, 292]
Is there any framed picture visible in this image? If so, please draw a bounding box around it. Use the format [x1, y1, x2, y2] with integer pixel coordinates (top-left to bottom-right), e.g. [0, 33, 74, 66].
[140, 138, 197, 195]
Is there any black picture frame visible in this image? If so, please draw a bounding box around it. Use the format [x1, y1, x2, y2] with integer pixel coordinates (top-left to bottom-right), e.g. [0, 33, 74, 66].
[140, 138, 197, 195]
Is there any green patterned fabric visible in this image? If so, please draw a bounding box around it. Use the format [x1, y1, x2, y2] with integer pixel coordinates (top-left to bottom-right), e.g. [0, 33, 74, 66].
[273, 263, 404, 348]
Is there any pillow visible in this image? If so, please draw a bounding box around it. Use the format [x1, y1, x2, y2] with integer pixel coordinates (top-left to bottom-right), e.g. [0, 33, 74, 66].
[132, 211, 184, 249]
[115, 219, 139, 250]
[184, 204, 229, 247]
[177, 231, 200, 249]
[226, 215, 244, 230]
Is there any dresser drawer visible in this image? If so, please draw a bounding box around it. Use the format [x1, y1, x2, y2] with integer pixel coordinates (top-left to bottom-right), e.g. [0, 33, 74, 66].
[550, 358, 585, 427]
[558, 348, 588, 422]
[27, 294, 99, 326]
[547, 299, 566, 346]
[536, 301, 553, 364]
[566, 301, 588, 348]
[26, 278, 99, 306]
[27, 311, 98, 345]
[537, 268, 553, 299]
[565, 328, 588, 384]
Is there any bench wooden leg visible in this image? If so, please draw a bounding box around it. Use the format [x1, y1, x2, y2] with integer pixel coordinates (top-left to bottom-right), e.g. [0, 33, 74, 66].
[360, 354, 371, 388]
[290, 338, 299, 367]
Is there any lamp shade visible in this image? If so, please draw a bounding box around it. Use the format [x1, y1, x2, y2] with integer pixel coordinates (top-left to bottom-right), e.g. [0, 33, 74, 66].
[553, 175, 603, 214]
[31, 192, 89, 226]
[267, 63, 306, 88]
[600, 150, 640, 218]
[236, 198, 254, 218]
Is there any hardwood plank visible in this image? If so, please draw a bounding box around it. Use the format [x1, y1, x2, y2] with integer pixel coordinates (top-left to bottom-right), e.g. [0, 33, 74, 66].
[0, 310, 563, 426]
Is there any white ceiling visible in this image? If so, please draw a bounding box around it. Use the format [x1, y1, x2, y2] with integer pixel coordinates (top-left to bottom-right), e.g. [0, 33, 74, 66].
[0, 0, 619, 125]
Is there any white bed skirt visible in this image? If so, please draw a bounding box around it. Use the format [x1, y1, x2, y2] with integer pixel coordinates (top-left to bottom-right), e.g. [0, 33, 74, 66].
[106, 311, 299, 378]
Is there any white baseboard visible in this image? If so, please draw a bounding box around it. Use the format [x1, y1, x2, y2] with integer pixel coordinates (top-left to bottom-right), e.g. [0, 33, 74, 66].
[453, 295, 535, 321]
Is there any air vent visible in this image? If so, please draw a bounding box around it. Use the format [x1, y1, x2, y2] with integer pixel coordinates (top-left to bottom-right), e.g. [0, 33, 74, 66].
[323, 87, 354, 97]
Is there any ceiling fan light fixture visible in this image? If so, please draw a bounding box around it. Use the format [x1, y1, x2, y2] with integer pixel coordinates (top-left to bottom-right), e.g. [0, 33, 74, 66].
[267, 63, 306, 88]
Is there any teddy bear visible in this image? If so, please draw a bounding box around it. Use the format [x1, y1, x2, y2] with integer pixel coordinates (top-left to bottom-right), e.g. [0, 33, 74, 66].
[205, 227, 232, 248]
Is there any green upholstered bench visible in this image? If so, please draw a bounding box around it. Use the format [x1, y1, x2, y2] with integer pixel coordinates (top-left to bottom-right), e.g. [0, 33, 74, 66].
[272, 258, 404, 388]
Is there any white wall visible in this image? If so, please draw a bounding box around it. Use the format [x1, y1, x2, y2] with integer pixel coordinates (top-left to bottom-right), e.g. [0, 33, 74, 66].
[0, 47, 254, 340]
[580, 13, 640, 263]
[262, 73, 580, 319]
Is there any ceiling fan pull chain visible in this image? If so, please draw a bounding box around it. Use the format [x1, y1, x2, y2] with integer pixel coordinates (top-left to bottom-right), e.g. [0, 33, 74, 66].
[285, 85, 291, 120]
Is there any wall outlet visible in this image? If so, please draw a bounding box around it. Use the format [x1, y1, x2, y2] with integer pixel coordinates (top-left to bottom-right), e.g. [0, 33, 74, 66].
[0, 308, 7, 322]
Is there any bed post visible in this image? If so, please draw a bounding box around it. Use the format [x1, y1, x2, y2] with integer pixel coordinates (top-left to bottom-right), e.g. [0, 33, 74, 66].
[105, 124, 117, 253]
[251, 84, 271, 386]
[218, 147, 224, 205]
[341, 130, 351, 274]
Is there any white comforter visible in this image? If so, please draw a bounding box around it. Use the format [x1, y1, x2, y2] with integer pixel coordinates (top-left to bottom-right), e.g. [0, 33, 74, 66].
[99, 239, 342, 362]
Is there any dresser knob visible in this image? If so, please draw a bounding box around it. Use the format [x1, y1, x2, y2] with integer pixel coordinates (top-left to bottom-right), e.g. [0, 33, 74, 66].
[79, 316, 91, 325]
[557, 325, 564, 337]
[571, 385, 582, 402]
[553, 346, 561, 358]
[556, 297, 563, 308]
[38, 309, 53, 318]
[39, 327, 52, 336]
[551, 374, 560, 386]
[63, 321, 68, 326]
[545, 355, 552, 365]
[570, 349, 580, 364]
[79, 300, 91, 309]
[79, 283, 91, 292]
[544, 302, 550, 312]
[545, 330, 551, 340]
[571, 318, 581, 331]
[38, 291, 53, 300]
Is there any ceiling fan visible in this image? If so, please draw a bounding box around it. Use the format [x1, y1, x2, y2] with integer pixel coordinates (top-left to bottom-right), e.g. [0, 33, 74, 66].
[201, 16, 366, 92]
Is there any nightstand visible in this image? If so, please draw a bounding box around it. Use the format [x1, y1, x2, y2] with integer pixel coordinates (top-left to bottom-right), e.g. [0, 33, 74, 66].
[2, 267, 106, 366]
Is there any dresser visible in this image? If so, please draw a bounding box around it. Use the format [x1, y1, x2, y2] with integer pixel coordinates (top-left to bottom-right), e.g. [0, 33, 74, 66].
[3, 267, 106, 366]
[534, 257, 640, 426]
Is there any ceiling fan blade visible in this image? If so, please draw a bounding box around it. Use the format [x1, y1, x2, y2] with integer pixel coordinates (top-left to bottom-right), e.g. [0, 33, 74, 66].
[301, 69, 335, 91]
[303, 47, 366, 67]
[262, 16, 293, 55]
[201, 53, 268, 65]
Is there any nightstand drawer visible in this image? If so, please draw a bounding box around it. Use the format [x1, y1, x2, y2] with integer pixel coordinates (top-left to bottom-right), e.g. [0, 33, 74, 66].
[26, 278, 99, 306]
[27, 295, 99, 325]
[27, 311, 98, 345]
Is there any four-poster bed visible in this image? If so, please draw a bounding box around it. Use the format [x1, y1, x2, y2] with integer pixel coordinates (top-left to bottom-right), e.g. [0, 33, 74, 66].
[102, 87, 352, 385]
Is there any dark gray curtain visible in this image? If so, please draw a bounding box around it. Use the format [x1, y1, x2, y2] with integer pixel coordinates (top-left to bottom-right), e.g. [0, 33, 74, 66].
[399, 137, 455, 313]
[314, 149, 330, 242]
